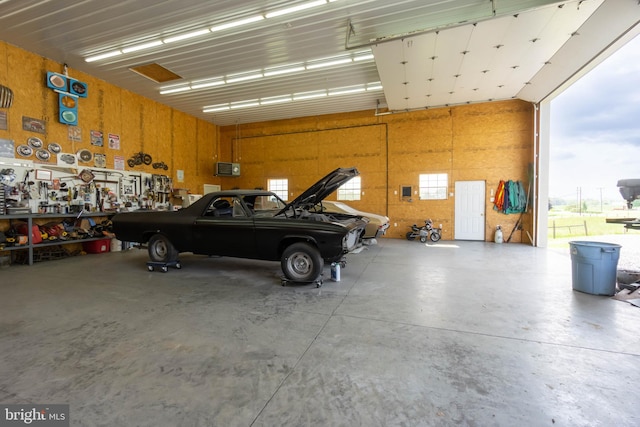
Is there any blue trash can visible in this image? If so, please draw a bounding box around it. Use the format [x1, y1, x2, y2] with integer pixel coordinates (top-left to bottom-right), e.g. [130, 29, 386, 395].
[569, 241, 621, 296]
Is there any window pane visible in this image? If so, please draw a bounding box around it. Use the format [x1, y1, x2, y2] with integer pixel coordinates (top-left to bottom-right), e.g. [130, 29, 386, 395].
[338, 176, 361, 201]
[268, 178, 288, 201]
[419, 173, 448, 200]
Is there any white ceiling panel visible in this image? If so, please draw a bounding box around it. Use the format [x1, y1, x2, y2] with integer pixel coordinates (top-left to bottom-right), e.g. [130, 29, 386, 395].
[0, 0, 636, 125]
[372, 0, 615, 112]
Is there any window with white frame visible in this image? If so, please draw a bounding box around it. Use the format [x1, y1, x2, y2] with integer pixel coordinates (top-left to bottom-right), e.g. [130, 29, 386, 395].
[419, 173, 448, 200]
[268, 178, 288, 201]
[337, 176, 361, 201]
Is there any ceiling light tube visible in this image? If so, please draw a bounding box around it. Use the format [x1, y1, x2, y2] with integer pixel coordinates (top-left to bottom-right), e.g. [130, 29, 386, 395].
[265, 0, 327, 18]
[121, 40, 163, 54]
[293, 90, 327, 100]
[203, 104, 230, 113]
[263, 65, 305, 77]
[366, 82, 383, 91]
[226, 73, 263, 84]
[210, 15, 265, 33]
[306, 57, 352, 70]
[159, 86, 191, 95]
[191, 80, 226, 89]
[260, 96, 293, 105]
[230, 100, 260, 109]
[353, 52, 374, 61]
[329, 86, 366, 96]
[85, 50, 122, 62]
[163, 29, 211, 44]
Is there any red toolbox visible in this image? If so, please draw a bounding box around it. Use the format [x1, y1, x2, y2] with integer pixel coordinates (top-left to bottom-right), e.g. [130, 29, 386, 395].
[82, 239, 111, 254]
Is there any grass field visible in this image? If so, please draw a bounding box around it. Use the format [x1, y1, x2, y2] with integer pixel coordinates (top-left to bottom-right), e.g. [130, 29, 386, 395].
[547, 209, 640, 247]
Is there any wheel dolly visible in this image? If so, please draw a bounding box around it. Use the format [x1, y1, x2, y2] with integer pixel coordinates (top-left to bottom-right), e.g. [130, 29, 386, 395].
[146, 260, 181, 273]
[281, 274, 324, 288]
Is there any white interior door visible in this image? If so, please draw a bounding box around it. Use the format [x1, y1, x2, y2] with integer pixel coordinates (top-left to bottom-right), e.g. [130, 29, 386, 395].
[454, 180, 486, 240]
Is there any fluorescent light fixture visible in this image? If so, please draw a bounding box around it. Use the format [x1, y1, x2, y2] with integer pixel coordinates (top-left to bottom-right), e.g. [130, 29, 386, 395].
[265, 0, 327, 18]
[203, 80, 378, 114]
[211, 15, 265, 32]
[353, 52, 374, 61]
[159, 86, 191, 95]
[293, 90, 327, 100]
[121, 40, 163, 54]
[85, 50, 122, 62]
[306, 57, 352, 70]
[226, 72, 263, 84]
[263, 65, 305, 77]
[203, 104, 230, 113]
[260, 96, 293, 105]
[190, 79, 226, 90]
[230, 100, 260, 109]
[163, 29, 211, 44]
[329, 85, 366, 96]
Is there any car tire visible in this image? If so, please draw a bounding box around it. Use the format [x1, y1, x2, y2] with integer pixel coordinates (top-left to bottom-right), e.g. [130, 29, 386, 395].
[148, 234, 178, 263]
[430, 231, 441, 242]
[281, 242, 322, 282]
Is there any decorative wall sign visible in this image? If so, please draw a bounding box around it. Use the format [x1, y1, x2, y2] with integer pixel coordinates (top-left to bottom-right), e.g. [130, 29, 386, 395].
[114, 155, 125, 170]
[46, 71, 88, 126]
[22, 116, 46, 134]
[0, 138, 14, 158]
[0, 84, 14, 108]
[94, 153, 106, 168]
[90, 130, 103, 146]
[108, 133, 120, 150]
[57, 152, 78, 167]
[68, 125, 81, 142]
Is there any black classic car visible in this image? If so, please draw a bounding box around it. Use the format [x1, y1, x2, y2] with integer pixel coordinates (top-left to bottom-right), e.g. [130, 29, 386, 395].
[112, 167, 368, 282]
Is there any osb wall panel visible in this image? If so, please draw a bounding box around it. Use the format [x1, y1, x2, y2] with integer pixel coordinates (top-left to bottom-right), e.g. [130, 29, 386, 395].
[0, 42, 217, 194]
[219, 100, 534, 242]
[226, 125, 387, 210]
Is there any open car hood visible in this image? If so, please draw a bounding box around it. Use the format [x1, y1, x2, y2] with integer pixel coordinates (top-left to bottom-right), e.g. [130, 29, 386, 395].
[277, 167, 359, 215]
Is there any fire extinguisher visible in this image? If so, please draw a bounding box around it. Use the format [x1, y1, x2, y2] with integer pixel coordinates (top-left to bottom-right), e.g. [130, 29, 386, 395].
[494, 225, 503, 244]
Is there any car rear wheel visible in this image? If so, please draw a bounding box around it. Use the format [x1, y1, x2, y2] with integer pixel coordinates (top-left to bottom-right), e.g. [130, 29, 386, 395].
[281, 242, 323, 282]
[148, 234, 178, 263]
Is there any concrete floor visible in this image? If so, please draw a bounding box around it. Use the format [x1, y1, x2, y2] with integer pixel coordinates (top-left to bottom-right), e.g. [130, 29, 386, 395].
[1, 238, 639, 427]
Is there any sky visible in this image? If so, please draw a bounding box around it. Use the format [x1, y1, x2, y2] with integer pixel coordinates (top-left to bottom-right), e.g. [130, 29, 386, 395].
[549, 34, 640, 203]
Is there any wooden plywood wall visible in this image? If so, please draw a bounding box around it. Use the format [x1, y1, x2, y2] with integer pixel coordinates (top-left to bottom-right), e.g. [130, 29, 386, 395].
[0, 42, 218, 195]
[219, 101, 534, 242]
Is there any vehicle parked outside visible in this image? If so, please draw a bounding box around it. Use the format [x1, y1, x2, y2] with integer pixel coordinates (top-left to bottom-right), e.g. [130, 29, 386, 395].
[112, 168, 368, 282]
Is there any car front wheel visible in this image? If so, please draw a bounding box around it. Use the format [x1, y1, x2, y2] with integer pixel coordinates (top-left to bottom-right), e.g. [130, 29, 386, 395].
[148, 234, 178, 263]
[281, 242, 323, 282]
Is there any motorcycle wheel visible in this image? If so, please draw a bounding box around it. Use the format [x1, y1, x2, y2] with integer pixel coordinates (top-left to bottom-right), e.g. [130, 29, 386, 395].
[406, 232, 416, 241]
[127, 159, 135, 168]
[430, 231, 441, 242]
[420, 235, 427, 243]
[143, 154, 153, 165]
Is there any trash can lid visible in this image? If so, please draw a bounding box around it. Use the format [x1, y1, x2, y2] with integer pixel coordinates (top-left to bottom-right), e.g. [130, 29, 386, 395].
[569, 241, 621, 248]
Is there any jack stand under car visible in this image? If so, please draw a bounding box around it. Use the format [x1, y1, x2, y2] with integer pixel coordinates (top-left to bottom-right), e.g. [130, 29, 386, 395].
[146, 260, 182, 273]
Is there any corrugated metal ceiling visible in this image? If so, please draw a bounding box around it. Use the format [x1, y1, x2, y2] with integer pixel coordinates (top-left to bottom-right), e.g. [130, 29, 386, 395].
[0, 0, 637, 126]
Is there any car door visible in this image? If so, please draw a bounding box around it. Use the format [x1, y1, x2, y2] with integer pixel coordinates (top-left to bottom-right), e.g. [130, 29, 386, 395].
[192, 195, 256, 258]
